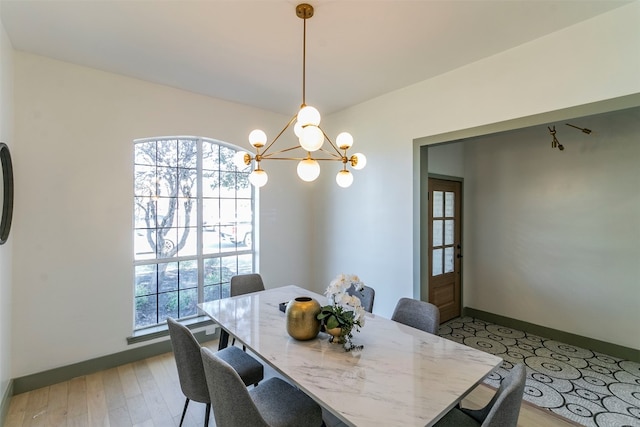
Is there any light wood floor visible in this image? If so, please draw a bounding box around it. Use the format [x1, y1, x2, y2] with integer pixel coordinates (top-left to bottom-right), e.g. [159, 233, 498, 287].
[5, 340, 579, 427]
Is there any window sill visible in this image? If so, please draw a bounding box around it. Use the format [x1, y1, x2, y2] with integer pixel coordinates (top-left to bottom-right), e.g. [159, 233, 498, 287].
[127, 316, 215, 345]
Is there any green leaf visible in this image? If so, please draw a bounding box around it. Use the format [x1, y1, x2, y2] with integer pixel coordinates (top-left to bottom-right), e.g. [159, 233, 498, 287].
[326, 316, 339, 329]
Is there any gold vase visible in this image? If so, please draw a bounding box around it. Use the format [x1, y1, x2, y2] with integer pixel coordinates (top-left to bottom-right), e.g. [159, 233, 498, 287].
[286, 297, 321, 340]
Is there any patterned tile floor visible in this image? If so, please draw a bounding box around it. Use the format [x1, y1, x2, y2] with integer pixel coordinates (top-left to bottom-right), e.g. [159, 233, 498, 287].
[438, 317, 640, 427]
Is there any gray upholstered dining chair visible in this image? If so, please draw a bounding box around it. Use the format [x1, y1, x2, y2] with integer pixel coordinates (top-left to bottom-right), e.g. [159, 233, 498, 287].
[433, 363, 526, 427]
[201, 346, 324, 427]
[391, 297, 440, 334]
[222, 273, 267, 350]
[166, 317, 264, 427]
[230, 273, 265, 296]
[346, 284, 375, 313]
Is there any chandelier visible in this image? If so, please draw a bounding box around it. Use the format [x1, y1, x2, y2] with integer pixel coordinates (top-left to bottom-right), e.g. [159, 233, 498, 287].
[234, 3, 366, 188]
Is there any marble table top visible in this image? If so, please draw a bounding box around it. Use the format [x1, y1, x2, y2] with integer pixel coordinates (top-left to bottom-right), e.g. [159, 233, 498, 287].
[199, 285, 502, 427]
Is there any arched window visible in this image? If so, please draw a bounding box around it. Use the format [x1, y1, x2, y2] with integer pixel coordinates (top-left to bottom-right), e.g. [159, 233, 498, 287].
[133, 136, 254, 330]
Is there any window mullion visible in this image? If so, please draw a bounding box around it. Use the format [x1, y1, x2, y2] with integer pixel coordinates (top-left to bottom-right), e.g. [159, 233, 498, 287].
[197, 138, 204, 305]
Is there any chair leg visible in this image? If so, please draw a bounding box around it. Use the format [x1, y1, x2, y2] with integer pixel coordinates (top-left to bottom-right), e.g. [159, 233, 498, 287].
[179, 398, 190, 427]
[231, 336, 247, 351]
[218, 330, 230, 350]
[204, 403, 211, 427]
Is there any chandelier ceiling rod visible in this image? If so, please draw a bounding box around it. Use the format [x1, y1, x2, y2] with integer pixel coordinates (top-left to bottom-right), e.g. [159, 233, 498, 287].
[299, 3, 311, 107]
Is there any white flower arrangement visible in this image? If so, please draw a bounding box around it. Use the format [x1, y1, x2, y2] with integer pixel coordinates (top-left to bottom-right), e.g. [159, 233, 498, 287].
[317, 273, 366, 351]
[325, 273, 366, 326]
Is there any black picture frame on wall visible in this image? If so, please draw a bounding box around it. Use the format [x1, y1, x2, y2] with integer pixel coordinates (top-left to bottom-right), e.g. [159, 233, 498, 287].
[0, 142, 14, 244]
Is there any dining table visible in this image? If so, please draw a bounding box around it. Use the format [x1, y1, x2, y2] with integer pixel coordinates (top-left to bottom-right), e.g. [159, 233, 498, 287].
[198, 285, 503, 427]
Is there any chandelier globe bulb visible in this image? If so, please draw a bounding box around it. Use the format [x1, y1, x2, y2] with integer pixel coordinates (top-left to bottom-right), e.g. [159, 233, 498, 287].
[249, 169, 268, 187]
[299, 125, 324, 151]
[297, 158, 320, 182]
[249, 129, 267, 148]
[351, 153, 367, 170]
[336, 170, 353, 188]
[297, 106, 321, 127]
[336, 132, 353, 150]
[233, 151, 249, 170]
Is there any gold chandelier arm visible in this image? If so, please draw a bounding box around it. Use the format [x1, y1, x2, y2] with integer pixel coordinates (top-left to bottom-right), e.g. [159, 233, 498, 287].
[262, 146, 342, 162]
[262, 145, 304, 159]
[263, 156, 343, 162]
[312, 157, 343, 162]
[317, 147, 343, 159]
[261, 113, 298, 156]
[320, 128, 344, 156]
[261, 156, 313, 161]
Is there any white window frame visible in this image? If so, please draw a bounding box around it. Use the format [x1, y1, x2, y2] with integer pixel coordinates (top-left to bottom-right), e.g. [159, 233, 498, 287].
[133, 136, 256, 332]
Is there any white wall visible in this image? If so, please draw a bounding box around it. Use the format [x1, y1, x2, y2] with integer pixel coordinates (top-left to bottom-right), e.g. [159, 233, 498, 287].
[11, 53, 311, 377]
[0, 12, 14, 400]
[314, 1, 640, 350]
[463, 107, 640, 349]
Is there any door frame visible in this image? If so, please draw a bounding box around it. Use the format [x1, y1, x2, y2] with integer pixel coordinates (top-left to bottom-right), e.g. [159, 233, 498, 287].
[413, 144, 464, 315]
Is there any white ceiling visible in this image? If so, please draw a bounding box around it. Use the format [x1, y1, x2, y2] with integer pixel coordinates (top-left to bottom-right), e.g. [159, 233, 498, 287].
[1, 0, 631, 115]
